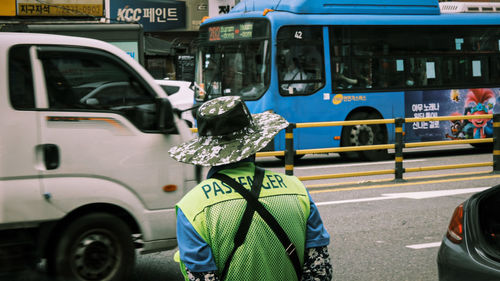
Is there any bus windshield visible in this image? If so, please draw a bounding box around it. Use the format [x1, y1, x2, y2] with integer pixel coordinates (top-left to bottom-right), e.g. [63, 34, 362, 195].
[195, 19, 270, 101]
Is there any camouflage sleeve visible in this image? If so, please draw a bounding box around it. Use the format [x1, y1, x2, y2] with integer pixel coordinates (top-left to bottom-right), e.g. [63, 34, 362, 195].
[301, 246, 333, 281]
[185, 268, 220, 281]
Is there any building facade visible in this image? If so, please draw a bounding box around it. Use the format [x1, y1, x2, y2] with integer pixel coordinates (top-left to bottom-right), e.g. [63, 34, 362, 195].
[0, 0, 241, 81]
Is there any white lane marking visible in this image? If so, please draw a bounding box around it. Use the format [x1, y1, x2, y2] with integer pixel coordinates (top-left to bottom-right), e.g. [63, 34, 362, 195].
[316, 187, 489, 206]
[315, 196, 393, 206]
[406, 242, 442, 249]
[295, 159, 425, 170]
[381, 187, 489, 199]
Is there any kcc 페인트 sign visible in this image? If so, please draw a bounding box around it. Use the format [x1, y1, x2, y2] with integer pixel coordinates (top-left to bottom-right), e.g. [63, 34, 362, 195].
[111, 0, 186, 32]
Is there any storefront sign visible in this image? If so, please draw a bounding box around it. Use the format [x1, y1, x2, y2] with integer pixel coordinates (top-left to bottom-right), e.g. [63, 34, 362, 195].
[0, 0, 16, 16]
[209, 0, 235, 17]
[110, 42, 139, 62]
[111, 0, 186, 32]
[17, 0, 103, 17]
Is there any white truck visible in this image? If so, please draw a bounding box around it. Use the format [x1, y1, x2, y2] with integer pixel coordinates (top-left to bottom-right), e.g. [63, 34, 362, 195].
[0, 32, 197, 280]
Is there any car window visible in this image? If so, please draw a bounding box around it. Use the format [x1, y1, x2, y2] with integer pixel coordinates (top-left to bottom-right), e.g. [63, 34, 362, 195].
[160, 85, 181, 96]
[9, 45, 35, 109]
[37, 47, 159, 131]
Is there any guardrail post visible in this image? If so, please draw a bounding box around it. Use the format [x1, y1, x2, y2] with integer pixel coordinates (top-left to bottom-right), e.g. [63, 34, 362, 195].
[494, 114, 500, 173]
[285, 123, 296, 176]
[394, 118, 405, 181]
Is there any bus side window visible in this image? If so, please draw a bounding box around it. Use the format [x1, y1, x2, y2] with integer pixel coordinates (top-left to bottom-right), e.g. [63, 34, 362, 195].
[422, 58, 441, 87]
[492, 57, 500, 84]
[277, 26, 325, 96]
[406, 58, 426, 87]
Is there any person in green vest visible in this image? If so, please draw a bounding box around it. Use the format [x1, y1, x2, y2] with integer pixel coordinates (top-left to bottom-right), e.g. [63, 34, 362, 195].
[169, 96, 332, 281]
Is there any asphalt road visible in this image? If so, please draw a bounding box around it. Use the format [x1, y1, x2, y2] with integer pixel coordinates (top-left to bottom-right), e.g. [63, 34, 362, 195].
[6, 145, 498, 281]
[130, 145, 499, 281]
[131, 175, 499, 281]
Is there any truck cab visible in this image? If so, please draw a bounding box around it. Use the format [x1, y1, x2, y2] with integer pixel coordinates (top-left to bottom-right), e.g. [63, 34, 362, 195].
[0, 32, 196, 281]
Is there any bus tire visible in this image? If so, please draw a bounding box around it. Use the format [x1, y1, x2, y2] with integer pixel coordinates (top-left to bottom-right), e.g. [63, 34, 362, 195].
[340, 111, 388, 161]
[48, 213, 135, 281]
[362, 112, 389, 161]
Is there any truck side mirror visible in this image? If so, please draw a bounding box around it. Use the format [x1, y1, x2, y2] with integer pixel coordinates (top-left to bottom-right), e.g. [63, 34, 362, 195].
[157, 98, 178, 134]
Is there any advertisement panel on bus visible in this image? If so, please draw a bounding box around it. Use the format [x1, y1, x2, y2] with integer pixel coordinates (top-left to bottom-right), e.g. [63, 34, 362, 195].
[405, 88, 499, 142]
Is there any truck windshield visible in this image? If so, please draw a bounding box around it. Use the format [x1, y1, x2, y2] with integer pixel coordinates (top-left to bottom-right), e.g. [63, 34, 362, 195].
[195, 20, 270, 101]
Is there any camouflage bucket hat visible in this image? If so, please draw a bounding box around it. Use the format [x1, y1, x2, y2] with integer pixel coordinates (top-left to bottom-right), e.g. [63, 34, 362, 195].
[168, 96, 289, 166]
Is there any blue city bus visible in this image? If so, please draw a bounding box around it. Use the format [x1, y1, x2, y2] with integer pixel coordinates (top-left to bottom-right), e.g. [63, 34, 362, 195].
[193, 0, 500, 161]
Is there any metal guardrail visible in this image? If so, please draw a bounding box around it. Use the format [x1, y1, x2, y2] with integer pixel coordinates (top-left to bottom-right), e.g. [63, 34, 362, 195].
[254, 113, 499, 185]
[190, 114, 499, 185]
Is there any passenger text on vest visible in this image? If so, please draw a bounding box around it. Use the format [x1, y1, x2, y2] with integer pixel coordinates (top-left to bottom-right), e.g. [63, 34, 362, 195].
[202, 175, 288, 199]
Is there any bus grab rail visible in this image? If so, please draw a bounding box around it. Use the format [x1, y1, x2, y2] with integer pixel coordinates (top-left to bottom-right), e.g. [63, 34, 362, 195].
[253, 113, 499, 186]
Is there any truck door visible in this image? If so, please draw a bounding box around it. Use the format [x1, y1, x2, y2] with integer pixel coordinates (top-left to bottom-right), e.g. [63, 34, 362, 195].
[1, 45, 65, 223]
[32, 45, 187, 211]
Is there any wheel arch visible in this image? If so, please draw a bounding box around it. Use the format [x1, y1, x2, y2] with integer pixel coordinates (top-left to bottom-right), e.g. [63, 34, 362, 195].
[40, 203, 140, 259]
[344, 106, 385, 122]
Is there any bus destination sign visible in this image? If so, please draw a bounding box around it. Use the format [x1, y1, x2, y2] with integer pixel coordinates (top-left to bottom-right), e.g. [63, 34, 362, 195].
[209, 22, 253, 41]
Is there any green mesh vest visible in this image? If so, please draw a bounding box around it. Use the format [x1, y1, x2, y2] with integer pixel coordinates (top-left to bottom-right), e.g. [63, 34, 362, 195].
[176, 162, 311, 281]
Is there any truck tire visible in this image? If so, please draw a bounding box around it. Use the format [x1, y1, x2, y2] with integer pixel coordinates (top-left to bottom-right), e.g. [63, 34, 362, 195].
[49, 213, 135, 281]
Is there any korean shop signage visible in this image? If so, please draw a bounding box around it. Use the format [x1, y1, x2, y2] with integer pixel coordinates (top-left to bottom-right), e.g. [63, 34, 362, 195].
[17, 0, 103, 17]
[0, 0, 16, 16]
[209, 0, 235, 17]
[111, 0, 186, 32]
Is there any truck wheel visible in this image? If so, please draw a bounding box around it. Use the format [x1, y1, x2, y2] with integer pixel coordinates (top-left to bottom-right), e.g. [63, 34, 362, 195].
[340, 111, 388, 161]
[49, 213, 135, 281]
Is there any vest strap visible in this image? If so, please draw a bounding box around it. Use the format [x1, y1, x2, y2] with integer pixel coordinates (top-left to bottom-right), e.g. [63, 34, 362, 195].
[216, 166, 265, 280]
[211, 166, 302, 280]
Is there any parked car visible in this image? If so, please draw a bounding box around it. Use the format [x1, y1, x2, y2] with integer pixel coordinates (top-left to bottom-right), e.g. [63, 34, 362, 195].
[156, 79, 195, 127]
[437, 184, 500, 280]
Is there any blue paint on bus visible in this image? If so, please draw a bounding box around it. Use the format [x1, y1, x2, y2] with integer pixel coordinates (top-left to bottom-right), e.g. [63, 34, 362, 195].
[194, 0, 500, 160]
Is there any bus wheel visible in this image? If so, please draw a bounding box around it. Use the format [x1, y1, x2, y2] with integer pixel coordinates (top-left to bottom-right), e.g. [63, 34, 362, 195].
[48, 213, 135, 281]
[341, 111, 388, 161]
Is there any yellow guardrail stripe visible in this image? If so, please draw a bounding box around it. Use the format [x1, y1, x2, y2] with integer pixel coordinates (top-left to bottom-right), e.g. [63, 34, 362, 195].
[308, 174, 500, 193]
[405, 114, 492, 123]
[256, 151, 285, 157]
[296, 144, 395, 155]
[297, 162, 493, 182]
[405, 138, 492, 148]
[494, 150, 500, 156]
[494, 122, 500, 128]
[295, 119, 395, 128]
[395, 127, 403, 133]
[405, 162, 492, 173]
[305, 170, 493, 189]
[285, 165, 294, 170]
[395, 156, 403, 162]
[285, 133, 294, 138]
[298, 169, 395, 181]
